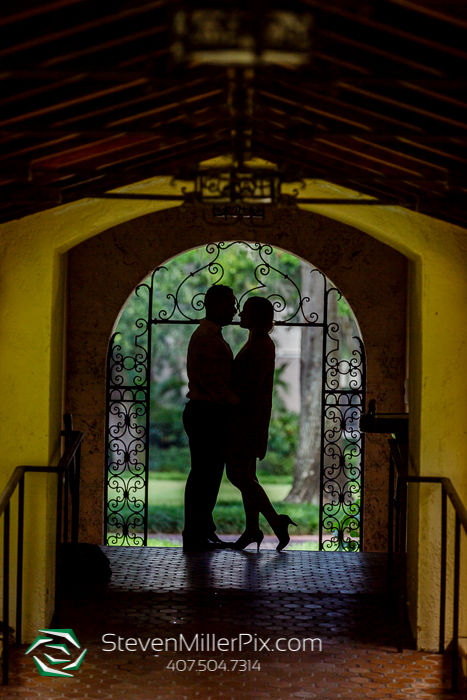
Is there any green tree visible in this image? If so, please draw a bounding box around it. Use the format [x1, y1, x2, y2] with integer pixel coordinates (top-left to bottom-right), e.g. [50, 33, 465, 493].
[285, 268, 361, 505]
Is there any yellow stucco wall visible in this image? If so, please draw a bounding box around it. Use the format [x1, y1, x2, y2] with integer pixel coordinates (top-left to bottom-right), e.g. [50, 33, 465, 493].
[0, 174, 465, 647]
[295, 183, 467, 648]
[0, 178, 181, 639]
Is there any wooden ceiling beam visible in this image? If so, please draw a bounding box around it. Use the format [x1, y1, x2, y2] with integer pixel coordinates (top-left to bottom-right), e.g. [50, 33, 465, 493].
[252, 134, 445, 180]
[254, 138, 447, 195]
[32, 127, 231, 172]
[105, 91, 225, 130]
[385, 0, 467, 31]
[251, 111, 467, 143]
[0, 68, 215, 83]
[0, 0, 88, 28]
[258, 86, 467, 145]
[42, 26, 169, 69]
[58, 142, 231, 197]
[1, 127, 464, 186]
[3, 71, 467, 93]
[50, 88, 224, 130]
[337, 83, 467, 131]
[292, 135, 447, 178]
[0, 72, 219, 116]
[257, 88, 424, 136]
[394, 137, 467, 168]
[319, 30, 443, 77]
[0, 81, 223, 133]
[34, 135, 231, 185]
[0, 107, 227, 166]
[381, 81, 467, 112]
[303, 0, 467, 57]
[318, 136, 467, 175]
[251, 107, 467, 165]
[311, 49, 425, 79]
[3, 126, 467, 140]
[253, 141, 421, 198]
[0, 3, 166, 58]
[0, 79, 148, 128]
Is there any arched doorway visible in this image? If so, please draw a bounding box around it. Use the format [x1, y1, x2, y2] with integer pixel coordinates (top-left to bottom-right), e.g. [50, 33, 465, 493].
[105, 241, 365, 551]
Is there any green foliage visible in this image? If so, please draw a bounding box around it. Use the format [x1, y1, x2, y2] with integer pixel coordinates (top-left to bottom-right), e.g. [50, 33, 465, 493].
[149, 372, 188, 450]
[147, 505, 185, 533]
[148, 471, 292, 483]
[258, 364, 299, 475]
[149, 377, 189, 470]
[258, 451, 295, 476]
[149, 470, 191, 481]
[149, 446, 191, 473]
[337, 295, 352, 319]
[146, 501, 318, 535]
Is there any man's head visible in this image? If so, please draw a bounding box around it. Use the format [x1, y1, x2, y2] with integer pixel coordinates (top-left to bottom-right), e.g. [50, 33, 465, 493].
[204, 285, 237, 327]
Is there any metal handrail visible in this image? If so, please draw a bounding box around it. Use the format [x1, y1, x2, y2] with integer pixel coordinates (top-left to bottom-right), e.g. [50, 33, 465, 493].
[0, 436, 82, 518]
[388, 439, 466, 692]
[1, 415, 83, 685]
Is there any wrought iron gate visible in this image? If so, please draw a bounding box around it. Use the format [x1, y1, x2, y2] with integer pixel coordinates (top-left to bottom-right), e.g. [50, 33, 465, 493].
[105, 242, 366, 550]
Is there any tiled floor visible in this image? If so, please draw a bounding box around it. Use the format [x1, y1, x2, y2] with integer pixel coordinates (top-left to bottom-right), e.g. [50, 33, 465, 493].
[2, 548, 463, 699]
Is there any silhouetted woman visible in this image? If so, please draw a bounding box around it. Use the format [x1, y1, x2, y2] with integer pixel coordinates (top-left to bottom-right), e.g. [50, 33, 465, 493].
[226, 296, 296, 552]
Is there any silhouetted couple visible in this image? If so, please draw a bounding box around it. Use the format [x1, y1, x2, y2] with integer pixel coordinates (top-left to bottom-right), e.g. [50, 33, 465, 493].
[182, 285, 296, 552]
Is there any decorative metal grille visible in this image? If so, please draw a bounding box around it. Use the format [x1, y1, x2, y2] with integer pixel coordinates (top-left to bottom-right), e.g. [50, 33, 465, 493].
[105, 241, 365, 550]
[320, 291, 366, 551]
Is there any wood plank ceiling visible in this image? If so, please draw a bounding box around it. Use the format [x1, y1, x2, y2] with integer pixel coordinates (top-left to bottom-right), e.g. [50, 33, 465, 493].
[1, 0, 467, 227]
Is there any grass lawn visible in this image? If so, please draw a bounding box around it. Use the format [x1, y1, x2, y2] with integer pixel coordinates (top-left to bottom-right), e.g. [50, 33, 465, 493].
[146, 537, 319, 550]
[107, 472, 319, 536]
[147, 474, 291, 506]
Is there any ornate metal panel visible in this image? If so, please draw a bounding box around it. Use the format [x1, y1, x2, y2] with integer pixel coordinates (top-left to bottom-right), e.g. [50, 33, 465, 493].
[105, 272, 155, 546]
[105, 241, 365, 549]
[320, 287, 366, 552]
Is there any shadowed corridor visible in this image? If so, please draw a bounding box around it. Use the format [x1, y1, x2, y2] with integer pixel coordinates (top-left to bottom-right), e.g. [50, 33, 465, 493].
[4, 549, 460, 699]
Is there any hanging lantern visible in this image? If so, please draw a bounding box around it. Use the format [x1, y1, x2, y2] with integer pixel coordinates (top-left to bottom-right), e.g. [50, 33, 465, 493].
[171, 2, 313, 67]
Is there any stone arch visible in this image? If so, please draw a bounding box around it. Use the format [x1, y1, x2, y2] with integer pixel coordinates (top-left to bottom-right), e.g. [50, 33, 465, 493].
[66, 203, 407, 550]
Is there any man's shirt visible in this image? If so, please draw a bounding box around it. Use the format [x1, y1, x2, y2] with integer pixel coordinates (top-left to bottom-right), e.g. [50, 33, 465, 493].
[186, 319, 238, 405]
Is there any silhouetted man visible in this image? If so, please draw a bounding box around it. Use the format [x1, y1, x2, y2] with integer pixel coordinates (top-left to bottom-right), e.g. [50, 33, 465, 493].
[182, 285, 239, 551]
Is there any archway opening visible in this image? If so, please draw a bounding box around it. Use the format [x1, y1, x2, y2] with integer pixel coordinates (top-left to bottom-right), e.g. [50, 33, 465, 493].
[105, 241, 365, 551]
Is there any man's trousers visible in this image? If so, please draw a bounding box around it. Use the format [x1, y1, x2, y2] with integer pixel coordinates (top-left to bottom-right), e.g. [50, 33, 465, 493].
[182, 400, 230, 542]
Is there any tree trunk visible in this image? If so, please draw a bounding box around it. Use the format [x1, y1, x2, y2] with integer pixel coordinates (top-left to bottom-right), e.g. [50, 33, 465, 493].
[285, 262, 324, 504]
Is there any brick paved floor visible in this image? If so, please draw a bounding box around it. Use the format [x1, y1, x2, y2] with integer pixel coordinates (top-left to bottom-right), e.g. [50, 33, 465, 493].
[2, 549, 463, 699]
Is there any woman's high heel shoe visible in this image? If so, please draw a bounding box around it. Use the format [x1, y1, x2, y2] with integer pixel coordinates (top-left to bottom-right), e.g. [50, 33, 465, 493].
[275, 515, 297, 552]
[232, 530, 264, 552]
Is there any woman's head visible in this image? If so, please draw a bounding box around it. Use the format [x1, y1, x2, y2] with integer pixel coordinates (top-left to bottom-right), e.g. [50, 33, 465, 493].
[240, 297, 274, 333]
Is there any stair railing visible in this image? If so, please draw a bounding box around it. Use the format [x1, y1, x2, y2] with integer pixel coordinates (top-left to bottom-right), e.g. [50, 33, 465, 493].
[388, 438, 467, 692]
[0, 414, 83, 685]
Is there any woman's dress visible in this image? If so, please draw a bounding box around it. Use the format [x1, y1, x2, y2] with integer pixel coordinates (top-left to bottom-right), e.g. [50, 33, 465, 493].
[229, 334, 275, 461]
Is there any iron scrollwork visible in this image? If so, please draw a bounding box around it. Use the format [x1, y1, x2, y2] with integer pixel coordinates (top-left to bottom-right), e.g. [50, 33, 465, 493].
[105, 272, 158, 546]
[212, 204, 265, 221]
[149, 241, 320, 326]
[320, 286, 366, 552]
[178, 167, 304, 206]
[105, 241, 365, 550]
